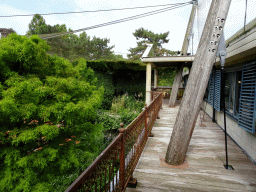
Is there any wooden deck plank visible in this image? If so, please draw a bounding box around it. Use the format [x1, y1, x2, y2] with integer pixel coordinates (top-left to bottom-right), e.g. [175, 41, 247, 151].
[126, 102, 256, 192]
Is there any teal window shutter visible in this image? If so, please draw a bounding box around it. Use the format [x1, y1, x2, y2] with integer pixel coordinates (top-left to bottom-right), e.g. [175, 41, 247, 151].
[214, 70, 221, 112]
[208, 73, 214, 106]
[238, 62, 256, 134]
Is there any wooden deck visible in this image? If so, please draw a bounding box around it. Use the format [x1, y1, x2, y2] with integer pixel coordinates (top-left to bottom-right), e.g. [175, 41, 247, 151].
[126, 101, 256, 192]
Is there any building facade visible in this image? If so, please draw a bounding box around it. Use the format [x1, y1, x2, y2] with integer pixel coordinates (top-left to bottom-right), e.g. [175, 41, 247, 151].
[203, 18, 256, 162]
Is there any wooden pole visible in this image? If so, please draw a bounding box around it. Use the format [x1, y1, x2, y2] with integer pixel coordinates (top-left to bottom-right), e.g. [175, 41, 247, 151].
[169, 67, 183, 107]
[119, 123, 125, 189]
[154, 68, 158, 89]
[168, 3, 197, 106]
[165, 0, 231, 165]
[181, 3, 197, 56]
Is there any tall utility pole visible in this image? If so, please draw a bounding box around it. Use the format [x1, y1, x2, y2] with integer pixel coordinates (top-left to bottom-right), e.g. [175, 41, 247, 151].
[169, 1, 197, 107]
[165, 0, 232, 165]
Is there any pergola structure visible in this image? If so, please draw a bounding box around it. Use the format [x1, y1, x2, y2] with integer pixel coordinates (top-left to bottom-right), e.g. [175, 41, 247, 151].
[142, 1, 197, 107]
[142, 56, 194, 106]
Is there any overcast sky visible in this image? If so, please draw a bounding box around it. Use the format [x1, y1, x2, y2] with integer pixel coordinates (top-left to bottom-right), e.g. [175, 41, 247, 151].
[0, 0, 255, 58]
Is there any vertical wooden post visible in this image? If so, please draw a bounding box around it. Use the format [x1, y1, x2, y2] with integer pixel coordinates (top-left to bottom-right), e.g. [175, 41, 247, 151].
[165, 0, 232, 165]
[146, 63, 152, 106]
[119, 123, 125, 190]
[144, 104, 148, 138]
[154, 68, 158, 89]
[169, 67, 183, 107]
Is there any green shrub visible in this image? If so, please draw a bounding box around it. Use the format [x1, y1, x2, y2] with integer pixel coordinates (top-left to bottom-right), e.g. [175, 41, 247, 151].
[0, 34, 104, 192]
[111, 95, 144, 114]
[95, 111, 121, 131]
[158, 68, 176, 86]
[94, 71, 115, 110]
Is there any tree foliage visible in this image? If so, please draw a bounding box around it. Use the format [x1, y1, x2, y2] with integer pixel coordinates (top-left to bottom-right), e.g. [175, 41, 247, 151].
[128, 28, 176, 61]
[26, 14, 116, 62]
[0, 33, 104, 191]
[27, 14, 47, 35]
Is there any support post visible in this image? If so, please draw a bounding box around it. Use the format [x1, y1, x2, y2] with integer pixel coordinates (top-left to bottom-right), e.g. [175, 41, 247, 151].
[154, 68, 158, 89]
[144, 104, 148, 138]
[146, 63, 152, 106]
[169, 67, 183, 107]
[165, 0, 231, 165]
[181, 3, 197, 56]
[119, 123, 125, 190]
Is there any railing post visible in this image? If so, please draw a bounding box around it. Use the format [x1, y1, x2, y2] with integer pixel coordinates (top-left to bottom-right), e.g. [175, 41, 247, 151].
[144, 104, 148, 138]
[148, 105, 154, 137]
[119, 123, 125, 190]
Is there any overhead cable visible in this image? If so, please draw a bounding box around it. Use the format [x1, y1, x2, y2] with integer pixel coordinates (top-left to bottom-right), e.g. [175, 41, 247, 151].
[37, 2, 191, 40]
[0, 2, 190, 17]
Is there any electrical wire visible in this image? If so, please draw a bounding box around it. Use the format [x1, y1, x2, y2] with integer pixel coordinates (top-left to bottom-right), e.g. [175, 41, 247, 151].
[0, 2, 192, 17]
[35, 2, 191, 40]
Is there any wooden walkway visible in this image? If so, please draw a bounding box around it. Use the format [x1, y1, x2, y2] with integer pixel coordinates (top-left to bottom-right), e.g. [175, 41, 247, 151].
[126, 101, 256, 192]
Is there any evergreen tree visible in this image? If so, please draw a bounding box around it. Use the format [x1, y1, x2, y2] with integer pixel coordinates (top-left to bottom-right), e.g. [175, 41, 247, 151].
[0, 33, 104, 191]
[26, 14, 116, 61]
[128, 28, 176, 61]
[27, 14, 46, 35]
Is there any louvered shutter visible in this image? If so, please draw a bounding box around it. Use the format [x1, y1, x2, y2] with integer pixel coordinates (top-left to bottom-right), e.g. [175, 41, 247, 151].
[214, 70, 221, 111]
[208, 73, 214, 106]
[238, 62, 256, 134]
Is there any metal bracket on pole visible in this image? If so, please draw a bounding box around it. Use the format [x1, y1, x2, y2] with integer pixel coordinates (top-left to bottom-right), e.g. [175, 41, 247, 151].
[217, 33, 227, 68]
[190, 0, 198, 5]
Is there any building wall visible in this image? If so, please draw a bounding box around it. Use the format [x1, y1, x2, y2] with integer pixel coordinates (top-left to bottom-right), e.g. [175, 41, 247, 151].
[202, 101, 256, 163]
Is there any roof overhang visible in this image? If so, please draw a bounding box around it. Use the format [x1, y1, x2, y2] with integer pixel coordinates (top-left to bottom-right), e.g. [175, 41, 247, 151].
[141, 56, 195, 68]
[216, 17, 256, 67]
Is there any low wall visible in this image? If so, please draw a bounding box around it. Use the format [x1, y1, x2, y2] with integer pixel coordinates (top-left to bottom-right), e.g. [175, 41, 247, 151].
[202, 101, 256, 163]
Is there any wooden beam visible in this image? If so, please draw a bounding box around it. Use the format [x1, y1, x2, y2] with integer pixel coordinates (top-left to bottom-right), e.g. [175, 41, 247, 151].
[181, 3, 197, 56]
[165, 0, 232, 165]
[169, 67, 182, 107]
[154, 68, 158, 89]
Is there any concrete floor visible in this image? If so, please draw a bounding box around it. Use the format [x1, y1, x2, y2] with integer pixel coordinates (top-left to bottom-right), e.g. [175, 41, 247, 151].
[126, 101, 256, 192]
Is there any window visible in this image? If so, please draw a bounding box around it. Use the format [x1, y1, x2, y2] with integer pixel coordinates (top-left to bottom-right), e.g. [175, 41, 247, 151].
[224, 71, 242, 118]
[205, 62, 256, 134]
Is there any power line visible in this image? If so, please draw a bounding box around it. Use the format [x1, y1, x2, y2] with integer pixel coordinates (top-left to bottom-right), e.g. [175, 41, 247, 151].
[36, 2, 191, 40]
[1, 2, 191, 18]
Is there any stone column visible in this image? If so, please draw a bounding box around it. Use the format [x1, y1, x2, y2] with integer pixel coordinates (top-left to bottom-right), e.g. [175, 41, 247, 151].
[169, 67, 183, 107]
[146, 63, 152, 106]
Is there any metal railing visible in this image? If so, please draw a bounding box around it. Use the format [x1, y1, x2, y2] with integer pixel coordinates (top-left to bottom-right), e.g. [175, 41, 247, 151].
[66, 92, 162, 192]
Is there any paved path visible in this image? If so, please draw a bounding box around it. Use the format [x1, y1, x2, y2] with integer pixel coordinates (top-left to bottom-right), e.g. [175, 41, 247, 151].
[126, 102, 256, 192]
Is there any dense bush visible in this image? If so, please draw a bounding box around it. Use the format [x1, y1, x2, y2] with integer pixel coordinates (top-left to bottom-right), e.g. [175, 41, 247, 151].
[114, 70, 146, 100]
[158, 68, 176, 86]
[0, 34, 104, 192]
[86, 61, 146, 109]
[96, 95, 145, 134]
[94, 71, 115, 110]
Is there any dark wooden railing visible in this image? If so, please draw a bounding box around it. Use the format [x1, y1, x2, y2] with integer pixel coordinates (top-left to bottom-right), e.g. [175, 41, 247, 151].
[66, 92, 162, 192]
[152, 87, 185, 100]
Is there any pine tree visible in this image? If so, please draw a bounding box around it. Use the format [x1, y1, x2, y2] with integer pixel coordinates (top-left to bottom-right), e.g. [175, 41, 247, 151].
[128, 28, 176, 61]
